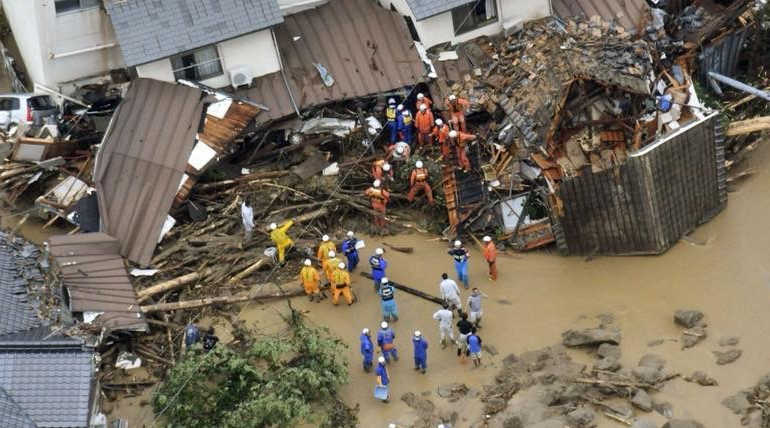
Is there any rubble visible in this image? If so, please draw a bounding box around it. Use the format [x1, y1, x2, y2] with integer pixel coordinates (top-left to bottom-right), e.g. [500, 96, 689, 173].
[684, 371, 718, 386]
[719, 336, 740, 347]
[661, 420, 704, 428]
[674, 310, 704, 328]
[714, 349, 743, 365]
[632, 389, 654, 412]
[562, 327, 621, 347]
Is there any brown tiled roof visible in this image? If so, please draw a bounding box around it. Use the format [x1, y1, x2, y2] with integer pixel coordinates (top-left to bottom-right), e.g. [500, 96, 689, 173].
[551, 0, 649, 33]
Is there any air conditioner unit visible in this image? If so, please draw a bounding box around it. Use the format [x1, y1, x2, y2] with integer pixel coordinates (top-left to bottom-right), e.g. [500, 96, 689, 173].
[229, 65, 254, 89]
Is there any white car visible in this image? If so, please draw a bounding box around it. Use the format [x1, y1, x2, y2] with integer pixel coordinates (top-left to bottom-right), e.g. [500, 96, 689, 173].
[0, 93, 59, 129]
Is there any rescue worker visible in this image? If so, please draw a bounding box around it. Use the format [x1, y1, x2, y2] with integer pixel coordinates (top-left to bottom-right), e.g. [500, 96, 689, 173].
[407, 160, 434, 205]
[364, 180, 390, 231]
[371, 159, 393, 182]
[323, 250, 341, 285]
[184, 323, 200, 349]
[360, 328, 374, 372]
[467, 330, 483, 367]
[379, 277, 398, 322]
[369, 248, 388, 292]
[482, 236, 497, 281]
[448, 240, 470, 288]
[432, 118, 451, 158]
[299, 259, 322, 302]
[375, 356, 390, 403]
[385, 98, 398, 143]
[456, 311, 474, 359]
[412, 330, 428, 374]
[467, 288, 484, 328]
[241, 199, 254, 244]
[342, 231, 360, 272]
[269, 220, 294, 265]
[386, 141, 411, 162]
[439, 272, 462, 309]
[377, 321, 398, 362]
[317, 234, 336, 265]
[415, 92, 433, 112]
[397, 109, 414, 144]
[446, 94, 471, 131]
[415, 104, 434, 148]
[448, 130, 477, 173]
[432, 303, 455, 348]
[331, 261, 354, 306]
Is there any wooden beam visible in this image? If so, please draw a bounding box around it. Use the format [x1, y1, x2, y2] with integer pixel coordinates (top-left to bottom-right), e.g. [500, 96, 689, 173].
[136, 268, 213, 303]
[140, 285, 302, 313]
[360, 272, 443, 304]
[727, 116, 770, 137]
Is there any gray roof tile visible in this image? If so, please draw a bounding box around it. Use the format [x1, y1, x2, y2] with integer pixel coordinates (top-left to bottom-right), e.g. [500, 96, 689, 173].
[106, 0, 284, 66]
[405, 0, 475, 20]
[0, 236, 42, 337]
[0, 388, 36, 428]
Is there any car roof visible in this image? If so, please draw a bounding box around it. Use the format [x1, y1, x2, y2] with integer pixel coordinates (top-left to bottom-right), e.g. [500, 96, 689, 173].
[0, 93, 51, 99]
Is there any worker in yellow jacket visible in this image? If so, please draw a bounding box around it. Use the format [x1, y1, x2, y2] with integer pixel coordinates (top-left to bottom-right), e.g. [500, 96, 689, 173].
[299, 259, 323, 302]
[331, 262, 354, 306]
[317, 235, 336, 264]
[269, 220, 294, 265]
[323, 250, 341, 284]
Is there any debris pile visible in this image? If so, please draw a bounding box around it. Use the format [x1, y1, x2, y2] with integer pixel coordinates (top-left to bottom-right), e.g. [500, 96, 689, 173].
[723, 373, 770, 426]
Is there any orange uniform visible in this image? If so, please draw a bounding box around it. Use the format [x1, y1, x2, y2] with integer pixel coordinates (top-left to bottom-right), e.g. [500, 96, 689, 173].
[432, 124, 451, 157]
[415, 96, 433, 113]
[371, 159, 393, 181]
[407, 167, 434, 205]
[415, 109, 435, 147]
[452, 131, 476, 171]
[483, 241, 497, 281]
[364, 186, 391, 228]
[299, 265, 321, 296]
[447, 97, 471, 131]
[331, 267, 353, 305]
[322, 256, 341, 283]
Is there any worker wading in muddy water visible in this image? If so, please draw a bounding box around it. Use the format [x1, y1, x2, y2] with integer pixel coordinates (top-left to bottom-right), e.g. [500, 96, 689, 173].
[448, 240, 470, 288]
[317, 234, 336, 265]
[342, 231, 360, 272]
[360, 328, 374, 372]
[407, 160, 434, 205]
[369, 248, 387, 292]
[482, 235, 497, 281]
[377, 321, 398, 362]
[364, 180, 390, 233]
[269, 220, 294, 265]
[299, 259, 323, 302]
[331, 262, 354, 306]
[379, 277, 398, 322]
[323, 250, 341, 286]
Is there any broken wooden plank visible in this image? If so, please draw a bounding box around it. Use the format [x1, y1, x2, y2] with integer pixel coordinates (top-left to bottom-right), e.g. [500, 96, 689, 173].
[136, 268, 214, 303]
[360, 272, 443, 304]
[726, 116, 770, 137]
[383, 242, 414, 254]
[140, 285, 302, 313]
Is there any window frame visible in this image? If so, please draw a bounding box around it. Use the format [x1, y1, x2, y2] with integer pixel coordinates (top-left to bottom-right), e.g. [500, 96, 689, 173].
[170, 45, 224, 82]
[0, 97, 20, 111]
[452, 0, 499, 36]
[54, 0, 100, 15]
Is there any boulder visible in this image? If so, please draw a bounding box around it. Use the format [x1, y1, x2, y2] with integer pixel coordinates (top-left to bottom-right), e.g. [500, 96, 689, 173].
[597, 343, 621, 359]
[638, 354, 666, 371]
[719, 336, 740, 347]
[567, 406, 596, 427]
[674, 310, 704, 328]
[632, 366, 663, 384]
[632, 389, 653, 412]
[484, 397, 507, 414]
[631, 420, 658, 428]
[595, 356, 621, 371]
[683, 371, 718, 386]
[714, 349, 742, 365]
[722, 391, 752, 415]
[662, 420, 704, 428]
[653, 401, 674, 418]
[562, 328, 621, 347]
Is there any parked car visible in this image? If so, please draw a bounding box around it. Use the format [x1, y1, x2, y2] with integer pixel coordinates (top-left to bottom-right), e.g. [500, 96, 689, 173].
[0, 93, 59, 129]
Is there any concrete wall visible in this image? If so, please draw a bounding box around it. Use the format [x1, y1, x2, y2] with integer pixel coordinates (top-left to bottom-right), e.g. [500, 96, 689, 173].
[2, 0, 124, 89]
[379, 0, 551, 49]
[135, 29, 281, 89]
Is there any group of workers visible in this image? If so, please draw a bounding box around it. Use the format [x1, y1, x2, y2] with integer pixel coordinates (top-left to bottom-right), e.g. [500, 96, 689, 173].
[299, 232, 362, 305]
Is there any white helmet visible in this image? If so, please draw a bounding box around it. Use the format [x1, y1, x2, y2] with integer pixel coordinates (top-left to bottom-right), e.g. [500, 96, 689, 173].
[397, 104, 404, 111]
[347, 231, 354, 238]
[417, 93, 424, 99]
[483, 236, 492, 242]
[378, 356, 386, 363]
[449, 130, 458, 138]
[402, 110, 411, 116]
[435, 118, 443, 126]
[304, 259, 311, 266]
[338, 262, 345, 269]
[381, 277, 389, 284]
[373, 179, 381, 188]
[328, 250, 336, 258]
[381, 321, 388, 329]
[414, 330, 422, 337]
[362, 328, 370, 334]
[382, 163, 391, 171]
[419, 104, 427, 112]
[449, 94, 457, 101]
[375, 248, 384, 255]
[396, 146, 405, 154]
[415, 160, 424, 168]
[388, 98, 396, 105]
[322, 234, 330, 242]
[454, 240, 461, 247]
[269, 223, 277, 230]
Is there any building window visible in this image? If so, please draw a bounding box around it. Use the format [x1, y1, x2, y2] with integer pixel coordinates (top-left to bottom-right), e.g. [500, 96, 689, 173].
[170, 45, 223, 82]
[0, 97, 20, 111]
[452, 0, 498, 35]
[55, 0, 100, 15]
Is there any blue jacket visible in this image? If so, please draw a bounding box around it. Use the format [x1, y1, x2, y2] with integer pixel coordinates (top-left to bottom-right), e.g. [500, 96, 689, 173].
[369, 256, 387, 275]
[412, 337, 428, 359]
[379, 284, 395, 301]
[342, 238, 358, 257]
[360, 333, 373, 356]
[377, 328, 395, 347]
[448, 248, 469, 263]
[468, 334, 482, 353]
[376, 363, 390, 385]
[397, 112, 413, 132]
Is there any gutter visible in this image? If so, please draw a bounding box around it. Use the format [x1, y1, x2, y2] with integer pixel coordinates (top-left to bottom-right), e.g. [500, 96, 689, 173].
[49, 42, 117, 59]
[631, 111, 721, 157]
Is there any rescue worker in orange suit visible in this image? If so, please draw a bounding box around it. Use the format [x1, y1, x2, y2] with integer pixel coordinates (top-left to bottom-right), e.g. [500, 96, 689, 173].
[446, 94, 471, 132]
[385, 98, 398, 143]
[415, 93, 432, 113]
[482, 235, 497, 281]
[332, 261, 354, 306]
[365, 180, 390, 231]
[432, 119, 451, 158]
[415, 104, 435, 149]
[407, 160, 434, 205]
[449, 130, 476, 172]
[317, 234, 336, 266]
[372, 159, 393, 182]
[299, 259, 323, 302]
[386, 141, 411, 163]
[269, 220, 294, 265]
[323, 250, 341, 285]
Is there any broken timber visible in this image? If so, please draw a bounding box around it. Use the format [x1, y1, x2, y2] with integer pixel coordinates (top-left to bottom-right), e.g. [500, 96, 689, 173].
[136, 268, 214, 303]
[726, 116, 770, 137]
[140, 285, 302, 313]
[360, 272, 443, 304]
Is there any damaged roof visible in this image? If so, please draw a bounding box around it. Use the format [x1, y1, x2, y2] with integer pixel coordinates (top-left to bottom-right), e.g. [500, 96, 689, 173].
[48, 233, 147, 332]
[551, 0, 650, 32]
[105, 0, 284, 67]
[94, 78, 204, 266]
[0, 235, 41, 337]
[405, 0, 475, 21]
[241, 0, 426, 122]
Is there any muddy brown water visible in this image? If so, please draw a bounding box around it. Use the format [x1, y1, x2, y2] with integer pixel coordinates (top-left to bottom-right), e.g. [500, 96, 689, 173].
[6, 141, 770, 427]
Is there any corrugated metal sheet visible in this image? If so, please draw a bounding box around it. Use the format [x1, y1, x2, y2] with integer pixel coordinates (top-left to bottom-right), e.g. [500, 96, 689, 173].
[48, 233, 148, 332]
[242, 0, 426, 122]
[94, 78, 204, 265]
[552, 114, 726, 256]
[551, 0, 650, 32]
[698, 26, 749, 84]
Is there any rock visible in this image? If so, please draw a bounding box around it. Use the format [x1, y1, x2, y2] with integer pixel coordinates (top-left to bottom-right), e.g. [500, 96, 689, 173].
[562, 327, 621, 347]
[681, 327, 706, 349]
[653, 401, 674, 418]
[632, 366, 663, 384]
[502, 354, 518, 366]
[647, 339, 665, 347]
[683, 371, 718, 386]
[719, 336, 740, 347]
[483, 344, 499, 356]
[632, 389, 653, 412]
[567, 406, 596, 427]
[530, 419, 568, 428]
[484, 397, 507, 414]
[597, 343, 621, 359]
[437, 383, 469, 402]
[638, 354, 666, 371]
[503, 417, 524, 428]
[631, 420, 658, 428]
[595, 356, 620, 371]
[714, 349, 742, 365]
[662, 420, 705, 428]
[674, 310, 704, 328]
[722, 391, 752, 415]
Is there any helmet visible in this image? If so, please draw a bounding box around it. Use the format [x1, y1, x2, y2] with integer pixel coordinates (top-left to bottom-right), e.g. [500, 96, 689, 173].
[397, 104, 404, 111]
[419, 104, 426, 112]
[396, 146, 405, 154]
[378, 356, 386, 363]
[347, 231, 354, 238]
[382, 163, 391, 171]
[269, 223, 277, 230]
[381, 277, 389, 284]
[417, 93, 424, 99]
[381, 321, 388, 329]
[435, 118, 443, 126]
[322, 234, 330, 242]
[415, 160, 424, 168]
[304, 259, 311, 266]
[449, 94, 457, 101]
[328, 250, 336, 258]
[362, 328, 370, 334]
[402, 110, 411, 116]
[414, 330, 422, 337]
[449, 130, 458, 138]
[388, 98, 395, 105]
[373, 179, 381, 188]
[454, 240, 461, 247]
[338, 262, 345, 269]
[483, 236, 492, 242]
[375, 248, 384, 255]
